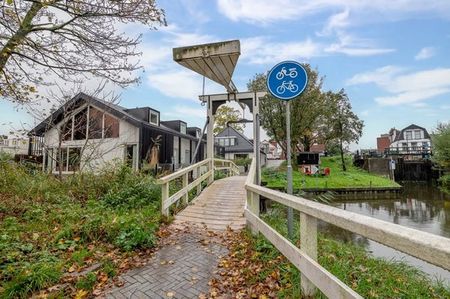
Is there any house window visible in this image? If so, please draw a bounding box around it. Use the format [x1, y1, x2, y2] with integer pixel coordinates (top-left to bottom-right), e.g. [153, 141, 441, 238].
[411, 142, 418, 150]
[414, 130, 421, 139]
[230, 138, 236, 146]
[54, 147, 82, 172]
[104, 114, 119, 138]
[196, 129, 201, 138]
[422, 142, 429, 148]
[68, 148, 81, 171]
[405, 130, 412, 140]
[401, 142, 407, 151]
[62, 118, 73, 141]
[224, 138, 230, 146]
[125, 144, 137, 170]
[73, 109, 88, 140]
[150, 111, 159, 126]
[88, 107, 103, 139]
[180, 123, 187, 134]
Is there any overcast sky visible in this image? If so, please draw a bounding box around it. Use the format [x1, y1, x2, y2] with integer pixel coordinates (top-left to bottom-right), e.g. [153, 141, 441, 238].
[1, 0, 450, 149]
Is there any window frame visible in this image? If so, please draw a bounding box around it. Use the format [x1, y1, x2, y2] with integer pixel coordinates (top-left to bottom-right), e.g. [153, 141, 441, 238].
[180, 122, 187, 135]
[149, 110, 159, 126]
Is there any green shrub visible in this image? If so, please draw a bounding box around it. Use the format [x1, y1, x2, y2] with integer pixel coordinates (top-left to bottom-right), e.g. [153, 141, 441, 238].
[76, 272, 97, 291]
[439, 174, 450, 193]
[2, 259, 62, 298]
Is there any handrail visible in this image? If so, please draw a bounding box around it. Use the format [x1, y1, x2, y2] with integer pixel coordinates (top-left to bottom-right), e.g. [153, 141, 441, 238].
[244, 158, 450, 297]
[157, 158, 211, 184]
[157, 158, 240, 216]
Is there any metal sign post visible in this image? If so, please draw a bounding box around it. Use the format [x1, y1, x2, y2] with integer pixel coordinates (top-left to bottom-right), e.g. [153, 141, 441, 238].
[267, 61, 308, 239]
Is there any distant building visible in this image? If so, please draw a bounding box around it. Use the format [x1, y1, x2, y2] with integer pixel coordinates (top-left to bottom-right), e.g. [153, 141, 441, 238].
[310, 144, 326, 155]
[377, 134, 390, 153]
[215, 126, 266, 165]
[0, 135, 30, 155]
[376, 124, 432, 156]
[390, 124, 431, 151]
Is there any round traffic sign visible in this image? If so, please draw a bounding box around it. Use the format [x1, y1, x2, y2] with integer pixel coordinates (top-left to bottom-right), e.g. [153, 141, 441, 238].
[266, 61, 308, 100]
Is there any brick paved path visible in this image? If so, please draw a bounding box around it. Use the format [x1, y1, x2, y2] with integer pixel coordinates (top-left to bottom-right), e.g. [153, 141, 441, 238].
[106, 176, 247, 298]
[106, 225, 229, 299]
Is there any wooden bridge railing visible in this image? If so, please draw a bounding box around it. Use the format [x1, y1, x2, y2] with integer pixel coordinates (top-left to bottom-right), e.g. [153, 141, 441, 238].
[157, 158, 239, 216]
[244, 158, 450, 298]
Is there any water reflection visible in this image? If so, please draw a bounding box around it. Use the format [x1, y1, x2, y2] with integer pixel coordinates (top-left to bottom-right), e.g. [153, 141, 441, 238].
[321, 183, 450, 281]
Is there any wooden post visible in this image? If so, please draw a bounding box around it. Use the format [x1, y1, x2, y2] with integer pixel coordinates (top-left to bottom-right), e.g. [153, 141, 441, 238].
[196, 166, 202, 196]
[183, 172, 189, 204]
[161, 183, 169, 217]
[247, 191, 260, 234]
[300, 212, 317, 297]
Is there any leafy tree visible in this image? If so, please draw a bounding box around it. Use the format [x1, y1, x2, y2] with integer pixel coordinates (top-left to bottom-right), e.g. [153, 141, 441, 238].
[247, 65, 330, 156]
[325, 89, 364, 171]
[214, 105, 244, 135]
[0, 0, 166, 104]
[432, 122, 450, 169]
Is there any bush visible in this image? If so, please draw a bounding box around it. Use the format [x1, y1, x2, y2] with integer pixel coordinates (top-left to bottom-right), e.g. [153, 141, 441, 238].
[0, 161, 162, 297]
[439, 174, 450, 193]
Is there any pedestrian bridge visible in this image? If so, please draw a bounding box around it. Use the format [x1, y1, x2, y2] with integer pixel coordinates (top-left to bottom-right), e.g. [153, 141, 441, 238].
[157, 158, 450, 298]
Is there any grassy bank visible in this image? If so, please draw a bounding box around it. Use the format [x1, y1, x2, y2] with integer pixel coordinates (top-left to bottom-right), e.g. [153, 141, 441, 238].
[0, 156, 162, 298]
[263, 156, 400, 190]
[215, 203, 450, 298]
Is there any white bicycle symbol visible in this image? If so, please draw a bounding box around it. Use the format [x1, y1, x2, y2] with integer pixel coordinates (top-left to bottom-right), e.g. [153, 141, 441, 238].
[276, 67, 298, 80]
[276, 81, 299, 94]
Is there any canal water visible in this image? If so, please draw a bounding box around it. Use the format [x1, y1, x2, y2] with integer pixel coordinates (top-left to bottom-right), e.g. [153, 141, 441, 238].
[323, 183, 450, 282]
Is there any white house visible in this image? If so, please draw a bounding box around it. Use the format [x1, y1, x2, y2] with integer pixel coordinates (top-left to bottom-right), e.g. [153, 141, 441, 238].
[0, 135, 30, 155]
[29, 93, 207, 174]
[215, 126, 266, 165]
[389, 124, 431, 153]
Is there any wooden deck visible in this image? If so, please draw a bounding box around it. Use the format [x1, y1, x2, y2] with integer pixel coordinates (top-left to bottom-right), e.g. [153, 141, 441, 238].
[173, 176, 247, 231]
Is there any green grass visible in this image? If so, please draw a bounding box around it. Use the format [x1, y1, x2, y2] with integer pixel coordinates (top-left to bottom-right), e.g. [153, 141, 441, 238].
[262, 156, 400, 189]
[0, 155, 162, 298]
[247, 203, 450, 298]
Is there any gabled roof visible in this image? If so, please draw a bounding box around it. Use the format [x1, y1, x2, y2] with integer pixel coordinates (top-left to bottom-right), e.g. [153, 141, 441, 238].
[394, 124, 430, 141]
[29, 92, 203, 142]
[216, 126, 254, 153]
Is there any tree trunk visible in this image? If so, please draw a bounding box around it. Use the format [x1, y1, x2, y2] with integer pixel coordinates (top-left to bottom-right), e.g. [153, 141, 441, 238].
[0, 2, 43, 71]
[339, 137, 346, 171]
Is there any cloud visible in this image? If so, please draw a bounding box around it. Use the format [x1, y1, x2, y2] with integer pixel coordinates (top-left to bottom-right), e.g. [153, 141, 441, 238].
[318, 9, 350, 36]
[217, 0, 450, 24]
[163, 105, 206, 119]
[415, 47, 436, 60]
[325, 32, 395, 56]
[347, 66, 450, 106]
[241, 37, 322, 64]
[360, 110, 369, 116]
[241, 34, 393, 64]
[148, 70, 224, 100]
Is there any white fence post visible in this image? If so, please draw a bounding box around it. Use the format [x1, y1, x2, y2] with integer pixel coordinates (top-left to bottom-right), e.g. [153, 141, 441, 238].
[161, 182, 169, 217]
[196, 166, 202, 196]
[183, 172, 189, 204]
[300, 212, 317, 297]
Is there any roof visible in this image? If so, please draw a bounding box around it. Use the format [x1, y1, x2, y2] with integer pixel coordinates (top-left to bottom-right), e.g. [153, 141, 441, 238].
[394, 124, 430, 141]
[310, 144, 326, 153]
[29, 92, 203, 142]
[216, 126, 263, 153]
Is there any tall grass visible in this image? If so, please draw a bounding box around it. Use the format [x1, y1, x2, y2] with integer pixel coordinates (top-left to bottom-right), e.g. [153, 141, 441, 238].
[0, 156, 162, 298]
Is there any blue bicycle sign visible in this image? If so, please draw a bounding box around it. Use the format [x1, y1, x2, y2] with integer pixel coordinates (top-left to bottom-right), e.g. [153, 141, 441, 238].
[266, 61, 308, 100]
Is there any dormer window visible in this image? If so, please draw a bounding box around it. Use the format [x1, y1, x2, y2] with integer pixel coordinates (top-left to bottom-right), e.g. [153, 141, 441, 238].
[180, 122, 187, 134]
[196, 129, 201, 138]
[149, 110, 159, 126]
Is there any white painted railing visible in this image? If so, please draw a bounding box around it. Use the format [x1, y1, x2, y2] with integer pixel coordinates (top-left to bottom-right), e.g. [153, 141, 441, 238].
[157, 158, 239, 216]
[245, 158, 450, 298]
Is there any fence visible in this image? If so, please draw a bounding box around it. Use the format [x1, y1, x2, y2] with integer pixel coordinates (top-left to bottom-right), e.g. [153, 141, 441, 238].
[157, 158, 239, 216]
[244, 159, 450, 298]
